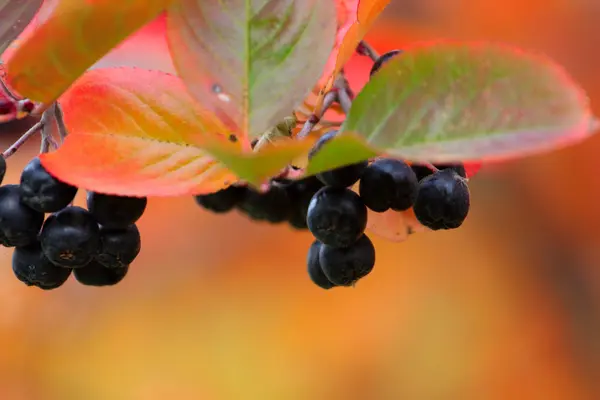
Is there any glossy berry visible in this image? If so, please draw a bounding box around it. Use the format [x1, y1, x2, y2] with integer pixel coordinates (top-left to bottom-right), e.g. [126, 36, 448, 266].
[40, 206, 101, 268]
[195, 185, 246, 213]
[19, 157, 78, 212]
[307, 187, 367, 248]
[0, 184, 44, 247]
[87, 192, 147, 229]
[359, 158, 419, 212]
[96, 224, 141, 269]
[0, 155, 6, 185]
[370, 49, 403, 77]
[12, 241, 72, 290]
[411, 163, 467, 182]
[413, 169, 470, 230]
[317, 161, 367, 189]
[284, 176, 324, 230]
[307, 240, 336, 289]
[237, 184, 291, 223]
[319, 234, 376, 286]
[309, 130, 368, 188]
[74, 261, 129, 287]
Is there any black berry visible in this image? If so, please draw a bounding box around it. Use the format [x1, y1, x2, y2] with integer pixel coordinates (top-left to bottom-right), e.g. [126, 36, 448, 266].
[12, 241, 72, 290]
[359, 158, 419, 212]
[237, 184, 291, 223]
[194, 185, 246, 213]
[96, 224, 141, 269]
[87, 192, 147, 229]
[306, 187, 367, 248]
[370, 49, 403, 77]
[0, 184, 44, 247]
[413, 169, 470, 230]
[19, 157, 78, 213]
[74, 261, 129, 287]
[319, 234, 375, 286]
[307, 240, 336, 289]
[309, 130, 367, 188]
[411, 163, 467, 182]
[284, 176, 324, 230]
[39, 206, 101, 268]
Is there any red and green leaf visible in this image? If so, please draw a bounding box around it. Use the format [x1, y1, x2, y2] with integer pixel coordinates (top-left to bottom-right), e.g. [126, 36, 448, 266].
[4, 0, 174, 105]
[166, 0, 338, 144]
[340, 40, 597, 162]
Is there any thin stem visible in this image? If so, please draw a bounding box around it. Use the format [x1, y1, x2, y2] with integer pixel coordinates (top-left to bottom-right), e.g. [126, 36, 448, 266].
[2, 121, 43, 158]
[39, 104, 58, 153]
[356, 40, 380, 61]
[296, 91, 338, 139]
[334, 72, 353, 114]
[54, 102, 68, 142]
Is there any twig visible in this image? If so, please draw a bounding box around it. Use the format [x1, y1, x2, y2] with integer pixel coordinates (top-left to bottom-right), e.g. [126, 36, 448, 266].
[334, 71, 353, 113]
[2, 121, 43, 158]
[356, 40, 380, 62]
[40, 104, 59, 153]
[296, 90, 338, 139]
[54, 102, 69, 142]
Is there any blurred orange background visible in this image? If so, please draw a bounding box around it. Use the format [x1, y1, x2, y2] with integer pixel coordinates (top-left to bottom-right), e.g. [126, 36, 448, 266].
[1, 1, 600, 399]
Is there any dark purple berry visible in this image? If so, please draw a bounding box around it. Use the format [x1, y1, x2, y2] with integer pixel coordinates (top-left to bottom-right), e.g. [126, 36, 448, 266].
[306, 187, 367, 248]
[307, 240, 336, 289]
[39, 206, 100, 268]
[319, 234, 375, 286]
[87, 192, 147, 229]
[413, 169, 470, 230]
[74, 261, 129, 287]
[19, 157, 78, 212]
[0, 184, 44, 247]
[359, 158, 419, 212]
[12, 241, 71, 290]
[96, 224, 141, 269]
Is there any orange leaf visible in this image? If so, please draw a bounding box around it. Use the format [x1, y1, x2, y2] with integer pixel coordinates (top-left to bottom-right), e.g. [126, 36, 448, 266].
[4, 0, 174, 105]
[40, 68, 237, 197]
[316, 0, 390, 112]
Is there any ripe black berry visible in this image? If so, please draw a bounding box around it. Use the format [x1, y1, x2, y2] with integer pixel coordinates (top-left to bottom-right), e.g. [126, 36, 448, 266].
[87, 192, 147, 229]
[359, 158, 419, 212]
[413, 169, 470, 230]
[74, 261, 129, 287]
[309, 130, 368, 188]
[0, 184, 44, 247]
[319, 234, 376, 286]
[96, 224, 141, 269]
[0, 156, 6, 185]
[194, 185, 246, 213]
[284, 176, 324, 230]
[39, 206, 101, 268]
[19, 157, 78, 212]
[307, 240, 336, 289]
[237, 184, 291, 223]
[411, 163, 467, 182]
[306, 187, 367, 248]
[370, 49, 403, 77]
[12, 241, 72, 290]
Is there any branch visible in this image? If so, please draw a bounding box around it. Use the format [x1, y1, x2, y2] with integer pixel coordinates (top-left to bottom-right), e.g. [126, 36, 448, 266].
[2, 121, 43, 158]
[296, 90, 338, 139]
[356, 40, 380, 62]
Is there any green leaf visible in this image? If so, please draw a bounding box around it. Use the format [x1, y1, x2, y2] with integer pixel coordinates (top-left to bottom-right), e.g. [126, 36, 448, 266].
[305, 132, 380, 175]
[165, 0, 337, 143]
[340, 40, 597, 163]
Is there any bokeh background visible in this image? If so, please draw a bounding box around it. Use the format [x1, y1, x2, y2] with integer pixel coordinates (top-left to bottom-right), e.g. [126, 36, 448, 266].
[1, 1, 600, 399]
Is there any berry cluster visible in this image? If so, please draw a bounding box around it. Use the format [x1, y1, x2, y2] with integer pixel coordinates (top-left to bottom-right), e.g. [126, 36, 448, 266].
[195, 131, 472, 290]
[0, 156, 145, 290]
